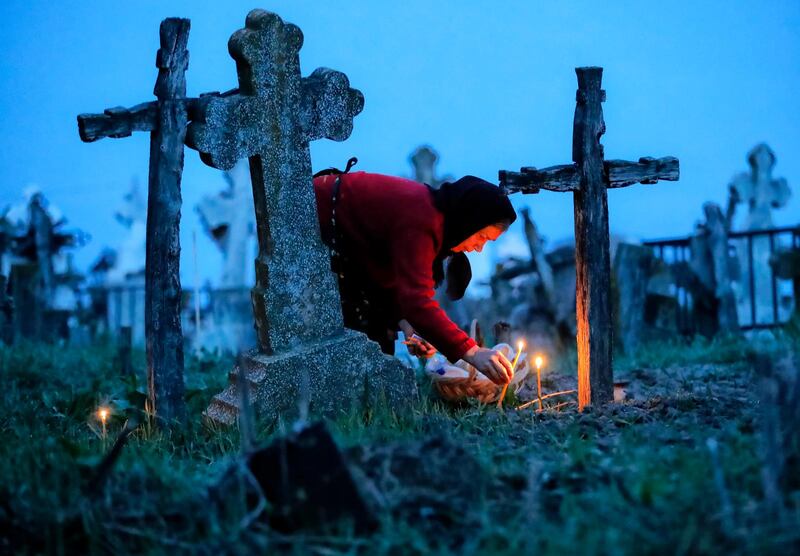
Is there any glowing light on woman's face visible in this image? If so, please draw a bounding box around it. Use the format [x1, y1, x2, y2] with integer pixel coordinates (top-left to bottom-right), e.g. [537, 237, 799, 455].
[452, 224, 506, 253]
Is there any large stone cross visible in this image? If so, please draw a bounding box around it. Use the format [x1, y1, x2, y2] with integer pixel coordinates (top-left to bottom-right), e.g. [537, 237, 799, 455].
[187, 10, 361, 352]
[728, 144, 791, 324]
[729, 143, 790, 231]
[187, 10, 415, 424]
[500, 67, 679, 409]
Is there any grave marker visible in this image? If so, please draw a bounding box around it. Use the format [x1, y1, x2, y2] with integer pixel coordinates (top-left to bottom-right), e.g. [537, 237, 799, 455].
[78, 18, 190, 424]
[409, 145, 452, 189]
[184, 10, 415, 424]
[500, 67, 680, 409]
[729, 144, 791, 324]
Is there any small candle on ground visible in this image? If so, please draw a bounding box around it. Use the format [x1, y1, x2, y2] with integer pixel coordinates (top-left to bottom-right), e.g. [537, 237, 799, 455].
[97, 407, 110, 439]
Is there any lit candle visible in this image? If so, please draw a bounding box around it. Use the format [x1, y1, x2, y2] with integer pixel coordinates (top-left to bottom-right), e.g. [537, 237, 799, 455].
[534, 355, 544, 410]
[511, 340, 524, 373]
[97, 407, 110, 439]
[497, 340, 524, 409]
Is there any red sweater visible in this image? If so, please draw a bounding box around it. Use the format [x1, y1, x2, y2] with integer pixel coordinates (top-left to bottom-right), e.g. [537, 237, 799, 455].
[314, 171, 476, 362]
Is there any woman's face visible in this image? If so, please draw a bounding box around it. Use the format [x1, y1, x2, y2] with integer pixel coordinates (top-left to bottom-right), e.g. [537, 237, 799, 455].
[451, 224, 506, 253]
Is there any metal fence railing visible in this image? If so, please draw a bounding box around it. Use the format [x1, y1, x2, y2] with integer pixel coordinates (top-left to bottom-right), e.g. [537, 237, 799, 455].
[644, 225, 799, 334]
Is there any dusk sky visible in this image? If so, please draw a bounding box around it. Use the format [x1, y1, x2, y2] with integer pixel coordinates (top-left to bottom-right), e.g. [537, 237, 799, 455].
[1, 0, 798, 291]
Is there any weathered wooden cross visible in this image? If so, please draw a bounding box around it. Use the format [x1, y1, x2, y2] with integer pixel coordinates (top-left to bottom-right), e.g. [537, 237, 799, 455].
[78, 19, 191, 424]
[500, 67, 679, 409]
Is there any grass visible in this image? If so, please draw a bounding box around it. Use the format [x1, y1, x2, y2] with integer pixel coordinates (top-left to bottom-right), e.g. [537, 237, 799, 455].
[1, 333, 798, 555]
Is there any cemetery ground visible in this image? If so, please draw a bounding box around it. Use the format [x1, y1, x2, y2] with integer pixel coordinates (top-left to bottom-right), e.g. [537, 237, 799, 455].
[1, 333, 798, 555]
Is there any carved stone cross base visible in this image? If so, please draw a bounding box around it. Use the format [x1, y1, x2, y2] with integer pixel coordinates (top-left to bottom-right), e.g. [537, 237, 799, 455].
[205, 330, 416, 425]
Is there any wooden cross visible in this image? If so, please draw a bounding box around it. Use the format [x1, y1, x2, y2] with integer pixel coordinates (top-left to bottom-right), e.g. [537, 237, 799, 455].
[500, 67, 679, 409]
[77, 19, 190, 424]
[185, 9, 364, 355]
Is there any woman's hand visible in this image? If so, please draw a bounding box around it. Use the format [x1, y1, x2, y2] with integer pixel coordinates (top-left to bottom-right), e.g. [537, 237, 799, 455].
[462, 345, 513, 385]
[398, 319, 437, 358]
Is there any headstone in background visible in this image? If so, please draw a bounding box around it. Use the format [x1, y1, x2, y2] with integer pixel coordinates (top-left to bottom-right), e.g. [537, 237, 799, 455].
[92, 181, 149, 346]
[612, 243, 654, 354]
[106, 179, 148, 284]
[195, 159, 257, 352]
[728, 144, 791, 324]
[197, 160, 256, 288]
[3, 193, 86, 342]
[701, 203, 739, 334]
[409, 145, 453, 190]
[186, 10, 416, 424]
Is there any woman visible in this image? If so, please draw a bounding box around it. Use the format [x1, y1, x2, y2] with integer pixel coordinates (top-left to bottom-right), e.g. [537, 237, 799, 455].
[313, 164, 516, 385]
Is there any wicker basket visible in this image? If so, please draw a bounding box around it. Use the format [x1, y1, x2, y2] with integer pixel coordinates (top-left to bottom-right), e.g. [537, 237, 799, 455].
[432, 366, 502, 404]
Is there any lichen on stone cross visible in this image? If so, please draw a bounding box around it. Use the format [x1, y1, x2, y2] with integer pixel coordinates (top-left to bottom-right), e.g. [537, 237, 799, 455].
[186, 9, 364, 354]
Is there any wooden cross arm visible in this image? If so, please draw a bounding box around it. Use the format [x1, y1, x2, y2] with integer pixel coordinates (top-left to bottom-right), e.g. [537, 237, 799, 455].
[605, 156, 680, 188]
[77, 89, 238, 143]
[499, 164, 579, 194]
[500, 156, 679, 194]
[78, 102, 161, 142]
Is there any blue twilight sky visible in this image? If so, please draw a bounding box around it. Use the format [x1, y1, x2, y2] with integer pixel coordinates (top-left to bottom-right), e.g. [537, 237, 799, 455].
[0, 0, 798, 291]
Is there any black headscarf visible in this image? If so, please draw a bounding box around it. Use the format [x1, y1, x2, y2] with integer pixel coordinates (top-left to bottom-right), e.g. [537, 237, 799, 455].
[427, 176, 517, 300]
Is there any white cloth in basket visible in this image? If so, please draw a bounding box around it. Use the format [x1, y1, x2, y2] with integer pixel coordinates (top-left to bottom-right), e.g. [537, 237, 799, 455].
[425, 343, 530, 394]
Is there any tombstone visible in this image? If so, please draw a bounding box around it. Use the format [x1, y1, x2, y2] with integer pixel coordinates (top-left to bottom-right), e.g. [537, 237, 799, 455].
[690, 203, 739, 336]
[728, 144, 791, 324]
[107, 179, 148, 283]
[183, 10, 416, 424]
[4, 193, 86, 342]
[195, 160, 257, 352]
[500, 67, 679, 408]
[643, 260, 682, 337]
[612, 243, 654, 353]
[409, 145, 453, 190]
[95, 181, 149, 345]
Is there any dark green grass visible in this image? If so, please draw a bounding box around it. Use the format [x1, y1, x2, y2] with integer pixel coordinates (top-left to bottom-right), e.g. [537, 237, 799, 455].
[0, 334, 798, 555]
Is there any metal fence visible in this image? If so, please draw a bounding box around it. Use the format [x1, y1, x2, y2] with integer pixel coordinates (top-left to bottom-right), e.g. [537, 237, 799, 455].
[644, 225, 799, 334]
[82, 284, 252, 344]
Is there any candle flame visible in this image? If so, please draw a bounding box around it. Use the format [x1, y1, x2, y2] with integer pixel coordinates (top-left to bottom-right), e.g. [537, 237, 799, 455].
[534, 355, 544, 369]
[517, 340, 524, 350]
[97, 407, 110, 423]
